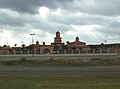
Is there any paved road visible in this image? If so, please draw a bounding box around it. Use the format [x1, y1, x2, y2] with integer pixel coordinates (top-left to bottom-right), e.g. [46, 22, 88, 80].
[0, 66, 120, 74]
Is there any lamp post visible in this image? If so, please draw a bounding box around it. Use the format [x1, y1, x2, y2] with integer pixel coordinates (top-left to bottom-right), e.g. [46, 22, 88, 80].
[30, 34, 35, 57]
[30, 34, 35, 44]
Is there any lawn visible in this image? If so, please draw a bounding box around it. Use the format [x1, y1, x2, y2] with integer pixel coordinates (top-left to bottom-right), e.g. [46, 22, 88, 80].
[0, 73, 120, 89]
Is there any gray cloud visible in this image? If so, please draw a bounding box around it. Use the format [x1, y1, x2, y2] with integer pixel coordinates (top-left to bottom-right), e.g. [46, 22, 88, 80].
[0, 0, 120, 16]
[63, 0, 120, 16]
[0, 0, 43, 14]
[0, 0, 73, 14]
[0, 0, 120, 46]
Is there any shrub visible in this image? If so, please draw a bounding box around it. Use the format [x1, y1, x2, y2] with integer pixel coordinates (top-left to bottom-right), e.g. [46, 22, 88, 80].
[4, 60, 17, 66]
[19, 57, 27, 63]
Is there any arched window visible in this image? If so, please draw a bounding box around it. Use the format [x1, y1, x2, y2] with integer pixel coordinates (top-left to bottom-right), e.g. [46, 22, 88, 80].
[43, 48, 50, 54]
[36, 48, 40, 54]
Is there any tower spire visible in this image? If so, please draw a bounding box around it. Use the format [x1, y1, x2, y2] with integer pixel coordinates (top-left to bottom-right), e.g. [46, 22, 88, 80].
[54, 31, 62, 43]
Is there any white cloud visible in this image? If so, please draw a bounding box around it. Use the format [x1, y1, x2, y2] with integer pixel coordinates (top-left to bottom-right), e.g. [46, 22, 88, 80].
[65, 31, 77, 36]
[38, 6, 49, 18]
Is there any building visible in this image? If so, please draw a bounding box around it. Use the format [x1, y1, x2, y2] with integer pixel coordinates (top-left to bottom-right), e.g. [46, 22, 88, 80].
[65, 37, 90, 54]
[32, 31, 64, 54]
[0, 46, 16, 54]
[0, 31, 120, 54]
[89, 43, 120, 53]
[32, 41, 54, 54]
[51, 31, 64, 54]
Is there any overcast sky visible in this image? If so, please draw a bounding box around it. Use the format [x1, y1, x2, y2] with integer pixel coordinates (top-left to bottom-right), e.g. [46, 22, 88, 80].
[0, 0, 120, 46]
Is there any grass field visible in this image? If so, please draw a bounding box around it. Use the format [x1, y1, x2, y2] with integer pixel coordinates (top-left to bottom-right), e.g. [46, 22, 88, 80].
[0, 73, 120, 89]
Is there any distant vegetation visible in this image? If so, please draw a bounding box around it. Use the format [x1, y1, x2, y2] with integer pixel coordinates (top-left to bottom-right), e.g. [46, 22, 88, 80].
[0, 57, 120, 67]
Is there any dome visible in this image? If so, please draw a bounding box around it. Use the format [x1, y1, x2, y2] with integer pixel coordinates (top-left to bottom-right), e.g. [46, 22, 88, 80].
[36, 41, 39, 44]
[76, 36, 79, 41]
[56, 31, 60, 34]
